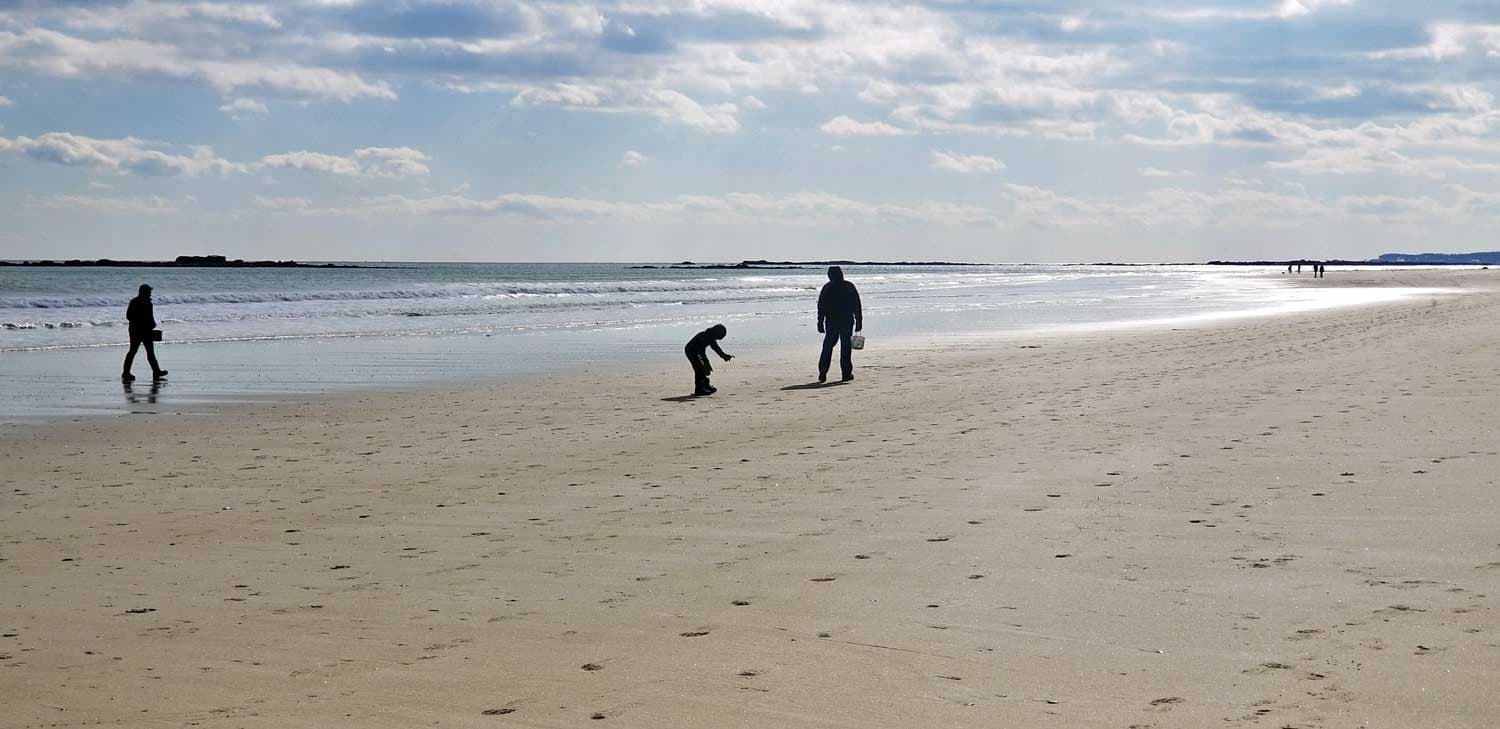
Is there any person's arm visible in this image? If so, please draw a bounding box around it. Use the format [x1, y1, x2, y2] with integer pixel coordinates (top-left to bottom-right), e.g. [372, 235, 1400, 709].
[816, 286, 828, 333]
[851, 285, 863, 332]
[710, 341, 732, 361]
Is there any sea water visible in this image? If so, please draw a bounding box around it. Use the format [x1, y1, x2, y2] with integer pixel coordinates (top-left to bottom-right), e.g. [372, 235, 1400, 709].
[0, 263, 1435, 418]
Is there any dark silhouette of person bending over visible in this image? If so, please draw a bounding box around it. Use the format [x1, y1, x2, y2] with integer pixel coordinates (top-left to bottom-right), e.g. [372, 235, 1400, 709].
[685, 324, 733, 396]
[817, 266, 862, 382]
[122, 284, 167, 382]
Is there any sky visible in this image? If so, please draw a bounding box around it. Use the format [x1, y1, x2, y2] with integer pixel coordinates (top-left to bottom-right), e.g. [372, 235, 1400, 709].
[3, 1, 1500, 262]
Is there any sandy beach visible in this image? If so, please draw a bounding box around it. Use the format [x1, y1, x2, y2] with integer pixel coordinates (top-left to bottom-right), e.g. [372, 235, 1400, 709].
[2, 269, 1498, 728]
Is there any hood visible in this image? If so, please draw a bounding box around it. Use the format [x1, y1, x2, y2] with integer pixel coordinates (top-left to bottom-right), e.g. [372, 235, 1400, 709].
[827, 266, 844, 282]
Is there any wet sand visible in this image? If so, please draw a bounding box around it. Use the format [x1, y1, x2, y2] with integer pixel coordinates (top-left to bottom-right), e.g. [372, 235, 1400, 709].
[3, 269, 1498, 728]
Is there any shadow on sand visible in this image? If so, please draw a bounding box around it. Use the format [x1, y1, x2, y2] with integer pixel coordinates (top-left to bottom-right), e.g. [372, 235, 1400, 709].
[780, 380, 848, 391]
[660, 395, 704, 403]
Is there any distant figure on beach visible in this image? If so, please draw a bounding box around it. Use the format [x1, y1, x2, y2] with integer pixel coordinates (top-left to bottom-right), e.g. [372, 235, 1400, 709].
[1287, 263, 1294, 274]
[817, 266, 863, 383]
[684, 324, 733, 396]
[122, 284, 167, 382]
[1297, 262, 1303, 273]
[1318, 263, 1326, 278]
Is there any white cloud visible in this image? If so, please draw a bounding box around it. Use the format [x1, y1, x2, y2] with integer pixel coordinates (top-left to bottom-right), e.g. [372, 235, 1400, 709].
[60, 2, 283, 33]
[0, 28, 394, 102]
[1369, 24, 1500, 61]
[929, 150, 1005, 174]
[1141, 167, 1184, 178]
[0, 95, 11, 107]
[508, 84, 739, 133]
[1267, 148, 1500, 178]
[2, 131, 432, 180]
[622, 150, 647, 166]
[0, 132, 242, 176]
[1157, 0, 1354, 21]
[219, 98, 268, 115]
[253, 195, 312, 211]
[820, 115, 908, 136]
[259, 147, 430, 178]
[1274, 0, 1355, 19]
[26, 194, 179, 215]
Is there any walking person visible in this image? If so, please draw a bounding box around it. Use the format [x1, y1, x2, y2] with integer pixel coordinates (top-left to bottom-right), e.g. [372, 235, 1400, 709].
[816, 266, 862, 383]
[122, 284, 167, 382]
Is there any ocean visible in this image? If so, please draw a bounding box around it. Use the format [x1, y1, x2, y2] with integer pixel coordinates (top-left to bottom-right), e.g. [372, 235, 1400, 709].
[0, 263, 1433, 419]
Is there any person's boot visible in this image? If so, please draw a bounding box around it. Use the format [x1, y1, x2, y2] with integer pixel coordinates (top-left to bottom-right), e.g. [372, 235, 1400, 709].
[121, 373, 135, 382]
[153, 370, 168, 380]
[817, 371, 827, 383]
[841, 373, 854, 382]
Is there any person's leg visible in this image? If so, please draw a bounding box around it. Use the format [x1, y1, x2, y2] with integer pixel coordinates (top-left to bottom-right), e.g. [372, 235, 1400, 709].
[688, 352, 703, 392]
[818, 326, 839, 379]
[143, 338, 163, 376]
[690, 353, 710, 393]
[122, 338, 140, 378]
[838, 322, 854, 379]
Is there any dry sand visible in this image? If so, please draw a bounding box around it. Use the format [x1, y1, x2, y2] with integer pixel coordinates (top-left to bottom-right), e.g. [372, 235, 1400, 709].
[3, 269, 1499, 728]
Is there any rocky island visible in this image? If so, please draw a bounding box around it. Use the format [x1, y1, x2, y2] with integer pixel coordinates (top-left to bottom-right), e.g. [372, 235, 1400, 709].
[0, 255, 368, 268]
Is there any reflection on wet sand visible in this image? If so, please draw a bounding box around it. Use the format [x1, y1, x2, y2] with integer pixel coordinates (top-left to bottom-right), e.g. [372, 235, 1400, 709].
[122, 379, 164, 406]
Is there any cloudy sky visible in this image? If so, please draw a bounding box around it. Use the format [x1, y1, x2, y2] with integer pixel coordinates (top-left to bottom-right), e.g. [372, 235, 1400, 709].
[3, 0, 1500, 262]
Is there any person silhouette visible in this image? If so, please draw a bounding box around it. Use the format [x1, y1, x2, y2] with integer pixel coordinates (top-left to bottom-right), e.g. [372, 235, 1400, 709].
[816, 266, 862, 382]
[684, 324, 733, 396]
[121, 284, 167, 382]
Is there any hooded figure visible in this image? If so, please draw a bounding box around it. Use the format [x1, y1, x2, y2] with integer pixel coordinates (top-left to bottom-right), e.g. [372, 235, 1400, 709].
[684, 323, 733, 395]
[816, 266, 862, 382]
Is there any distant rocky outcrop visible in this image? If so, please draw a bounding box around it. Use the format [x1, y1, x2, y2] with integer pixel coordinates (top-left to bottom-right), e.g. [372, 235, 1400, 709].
[0, 255, 365, 268]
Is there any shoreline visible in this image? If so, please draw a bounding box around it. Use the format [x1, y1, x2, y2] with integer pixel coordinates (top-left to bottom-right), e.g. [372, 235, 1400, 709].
[3, 270, 1499, 727]
[0, 269, 1476, 423]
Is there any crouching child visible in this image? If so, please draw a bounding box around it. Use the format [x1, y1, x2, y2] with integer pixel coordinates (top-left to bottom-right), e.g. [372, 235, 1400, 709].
[685, 324, 733, 396]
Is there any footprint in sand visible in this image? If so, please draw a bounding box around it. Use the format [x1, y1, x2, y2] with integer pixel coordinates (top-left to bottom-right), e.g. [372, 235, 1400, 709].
[811, 576, 837, 582]
[1243, 662, 1292, 674]
[481, 708, 515, 715]
[680, 629, 712, 637]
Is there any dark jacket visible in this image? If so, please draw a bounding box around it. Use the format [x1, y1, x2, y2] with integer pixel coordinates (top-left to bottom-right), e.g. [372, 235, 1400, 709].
[818, 276, 862, 327]
[125, 295, 156, 335]
[685, 326, 728, 358]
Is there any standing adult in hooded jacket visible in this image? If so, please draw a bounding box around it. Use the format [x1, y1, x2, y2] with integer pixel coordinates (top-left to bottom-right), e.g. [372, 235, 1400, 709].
[816, 266, 862, 382]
